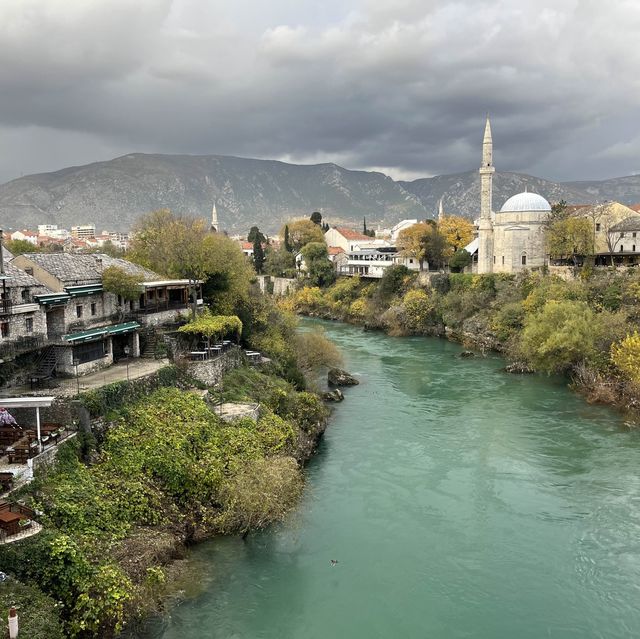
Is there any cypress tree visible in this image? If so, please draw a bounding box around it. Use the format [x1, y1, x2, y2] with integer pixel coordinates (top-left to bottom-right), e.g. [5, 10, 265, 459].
[284, 225, 292, 252]
[253, 236, 265, 273]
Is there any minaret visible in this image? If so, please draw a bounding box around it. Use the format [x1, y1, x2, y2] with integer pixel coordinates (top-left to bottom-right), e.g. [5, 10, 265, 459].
[438, 197, 444, 222]
[210, 201, 219, 233]
[477, 116, 495, 273]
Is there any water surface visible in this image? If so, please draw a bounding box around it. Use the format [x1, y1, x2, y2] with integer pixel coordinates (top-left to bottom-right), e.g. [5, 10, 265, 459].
[142, 321, 640, 638]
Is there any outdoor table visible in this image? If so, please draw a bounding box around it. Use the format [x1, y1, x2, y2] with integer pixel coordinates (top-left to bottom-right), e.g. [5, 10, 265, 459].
[189, 351, 207, 361]
[0, 510, 23, 536]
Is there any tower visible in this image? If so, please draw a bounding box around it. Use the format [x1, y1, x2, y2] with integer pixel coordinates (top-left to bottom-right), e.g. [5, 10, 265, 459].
[477, 116, 495, 273]
[438, 197, 444, 222]
[210, 201, 219, 233]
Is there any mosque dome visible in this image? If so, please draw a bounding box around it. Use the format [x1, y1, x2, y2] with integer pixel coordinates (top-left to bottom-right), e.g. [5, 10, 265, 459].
[499, 192, 551, 213]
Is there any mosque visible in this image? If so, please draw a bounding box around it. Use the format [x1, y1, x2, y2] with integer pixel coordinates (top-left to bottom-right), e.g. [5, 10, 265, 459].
[476, 117, 551, 273]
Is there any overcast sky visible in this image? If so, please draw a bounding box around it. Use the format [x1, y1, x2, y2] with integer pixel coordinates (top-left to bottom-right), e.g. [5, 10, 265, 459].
[0, 0, 639, 184]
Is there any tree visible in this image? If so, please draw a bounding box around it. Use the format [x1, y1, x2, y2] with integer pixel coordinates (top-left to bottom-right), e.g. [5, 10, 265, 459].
[397, 222, 447, 270]
[247, 226, 266, 244]
[438, 215, 474, 253]
[5, 239, 40, 256]
[546, 216, 593, 264]
[178, 310, 242, 352]
[128, 209, 252, 318]
[293, 328, 342, 378]
[301, 242, 335, 287]
[253, 236, 265, 274]
[310, 211, 323, 226]
[264, 247, 296, 278]
[547, 199, 569, 225]
[283, 225, 292, 253]
[363, 216, 375, 238]
[280, 219, 324, 252]
[101, 266, 142, 301]
[449, 249, 472, 272]
[519, 299, 603, 374]
[611, 331, 640, 384]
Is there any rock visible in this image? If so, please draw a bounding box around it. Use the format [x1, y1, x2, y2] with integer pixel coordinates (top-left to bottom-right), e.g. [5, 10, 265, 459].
[459, 350, 475, 358]
[328, 368, 359, 386]
[505, 362, 534, 374]
[322, 389, 344, 402]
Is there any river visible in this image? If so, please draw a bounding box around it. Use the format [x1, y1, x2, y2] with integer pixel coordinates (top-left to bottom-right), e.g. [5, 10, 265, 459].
[140, 321, 640, 638]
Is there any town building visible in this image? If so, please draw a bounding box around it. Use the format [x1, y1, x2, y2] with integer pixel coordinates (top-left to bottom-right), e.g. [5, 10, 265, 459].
[6, 253, 201, 377]
[476, 117, 551, 274]
[9, 231, 38, 245]
[606, 215, 640, 265]
[71, 225, 96, 239]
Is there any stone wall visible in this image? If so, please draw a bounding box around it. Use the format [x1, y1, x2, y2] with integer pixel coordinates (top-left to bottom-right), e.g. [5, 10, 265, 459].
[255, 275, 296, 297]
[188, 346, 243, 387]
[140, 309, 187, 327]
[8, 396, 78, 428]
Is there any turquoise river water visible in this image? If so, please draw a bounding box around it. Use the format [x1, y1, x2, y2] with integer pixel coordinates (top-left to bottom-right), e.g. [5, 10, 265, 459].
[140, 321, 640, 638]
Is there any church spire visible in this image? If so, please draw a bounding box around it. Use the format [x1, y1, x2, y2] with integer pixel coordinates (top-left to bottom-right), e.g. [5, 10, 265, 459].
[210, 201, 219, 233]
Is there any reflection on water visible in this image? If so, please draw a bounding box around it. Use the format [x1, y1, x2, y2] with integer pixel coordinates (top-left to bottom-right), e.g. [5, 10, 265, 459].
[138, 321, 640, 639]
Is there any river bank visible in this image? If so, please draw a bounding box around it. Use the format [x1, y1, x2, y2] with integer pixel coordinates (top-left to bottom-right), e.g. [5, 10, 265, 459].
[137, 319, 640, 639]
[0, 363, 329, 638]
[282, 268, 640, 421]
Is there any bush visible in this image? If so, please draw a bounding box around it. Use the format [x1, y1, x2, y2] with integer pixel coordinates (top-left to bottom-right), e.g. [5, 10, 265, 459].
[491, 301, 525, 342]
[0, 579, 65, 639]
[519, 300, 603, 374]
[377, 265, 411, 299]
[611, 331, 640, 384]
[402, 289, 436, 332]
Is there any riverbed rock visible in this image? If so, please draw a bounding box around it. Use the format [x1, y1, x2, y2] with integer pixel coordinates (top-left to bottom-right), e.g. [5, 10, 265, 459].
[328, 368, 359, 386]
[323, 389, 345, 402]
[459, 350, 476, 358]
[505, 361, 534, 374]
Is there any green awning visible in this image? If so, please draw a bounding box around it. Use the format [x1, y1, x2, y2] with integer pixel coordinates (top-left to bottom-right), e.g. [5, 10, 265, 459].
[64, 284, 103, 297]
[62, 321, 140, 344]
[34, 292, 71, 306]
[105, 321, 140, 336]
[62, 327, 108, 343]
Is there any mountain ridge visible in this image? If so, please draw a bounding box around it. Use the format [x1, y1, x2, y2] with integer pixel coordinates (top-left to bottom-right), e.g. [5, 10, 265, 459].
[1, 153, 639, 234]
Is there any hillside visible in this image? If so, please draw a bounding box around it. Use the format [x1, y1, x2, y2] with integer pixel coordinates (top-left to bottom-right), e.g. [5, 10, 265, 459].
[1, 153, 639, 233]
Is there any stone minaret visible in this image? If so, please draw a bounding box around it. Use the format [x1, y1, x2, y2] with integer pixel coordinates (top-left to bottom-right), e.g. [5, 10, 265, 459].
[438, 197, 444, 222]
[477, 116, 495, 273]
[210, 201, 219, 233]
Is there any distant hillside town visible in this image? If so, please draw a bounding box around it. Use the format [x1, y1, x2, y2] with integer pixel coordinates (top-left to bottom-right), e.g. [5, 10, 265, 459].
[6, 224, 129, 253]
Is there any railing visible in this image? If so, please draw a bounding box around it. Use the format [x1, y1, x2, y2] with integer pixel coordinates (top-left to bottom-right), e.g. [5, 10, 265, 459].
[138, 300, 189, 314]
[0, 334, 47, 360]
[0, 298, 12, 316]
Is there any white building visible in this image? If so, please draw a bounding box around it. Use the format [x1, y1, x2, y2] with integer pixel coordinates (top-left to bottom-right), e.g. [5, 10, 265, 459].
[390, 219, 418, 242]
[71, 225, 96, 239]
[10, 230, 39, 245]
[337, 246, 420, 278]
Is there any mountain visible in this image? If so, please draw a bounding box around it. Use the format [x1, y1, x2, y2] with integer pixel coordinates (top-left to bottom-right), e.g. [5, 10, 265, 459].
[1, 153, 639, 234]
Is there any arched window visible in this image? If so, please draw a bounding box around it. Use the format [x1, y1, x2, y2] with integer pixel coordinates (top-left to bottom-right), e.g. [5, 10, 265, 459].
[521, 254, 527, 266]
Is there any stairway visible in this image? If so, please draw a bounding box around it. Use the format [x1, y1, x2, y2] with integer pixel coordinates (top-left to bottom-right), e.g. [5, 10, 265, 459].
[141, 332, 159, 359]
[32, 346, 58, 380]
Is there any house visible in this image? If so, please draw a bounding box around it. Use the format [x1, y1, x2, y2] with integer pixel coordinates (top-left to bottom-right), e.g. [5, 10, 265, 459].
[325, 227, 373, 253]
[390, 219, 418, 242]
[337, 246, 420, 278]
[9, 231, 38, 245]
[606, 215, 640, 265]
[0, 262, 50, 362]
[10, 253, 202, 375]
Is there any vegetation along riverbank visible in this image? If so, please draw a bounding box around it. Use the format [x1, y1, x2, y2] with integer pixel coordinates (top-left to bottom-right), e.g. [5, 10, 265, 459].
[283, 266, 640, 418]
[0, 211, 343, 638]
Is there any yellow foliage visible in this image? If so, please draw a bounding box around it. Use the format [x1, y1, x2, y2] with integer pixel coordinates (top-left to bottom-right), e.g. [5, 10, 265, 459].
[611, 331, 640, 384]
[402, 289, 434, 330]
[349, 298, 368, 320]
[289, 287, 324, 312]
[438, 215, 475, 252]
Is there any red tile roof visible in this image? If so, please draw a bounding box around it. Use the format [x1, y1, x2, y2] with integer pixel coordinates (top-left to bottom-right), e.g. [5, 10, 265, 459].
[335, 227, 370, 241]
[328, 246, 345, 255]
[630, 203, 640, 213]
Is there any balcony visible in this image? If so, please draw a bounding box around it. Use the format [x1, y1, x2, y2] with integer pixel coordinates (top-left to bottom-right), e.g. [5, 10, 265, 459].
[0, 299, 12, 316]
[138, 299, 190, 314]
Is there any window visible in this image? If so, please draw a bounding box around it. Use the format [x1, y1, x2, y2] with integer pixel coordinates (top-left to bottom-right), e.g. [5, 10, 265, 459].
[0, 322, 9, 338]
[634, 233, 637, 239]
[73, 340, 107, 364]
[493, 255, 496, 264]
[521, 255, 527, 266]
[633, 245, 636, 252]
[25, 317, 33, 333]
[596, 223, 601, 232]
[24, 267, 33, 276]
[620, 232, 624, 238]
[91, 303, 97, 316]
[501, 256, 505, 265]
[76, 305, 83, 318]
[21, 289, 31, 303]
[619, 245, 624, 252]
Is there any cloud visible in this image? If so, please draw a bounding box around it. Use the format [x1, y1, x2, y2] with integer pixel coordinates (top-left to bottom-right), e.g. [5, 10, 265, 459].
[0, 0, 639, 183]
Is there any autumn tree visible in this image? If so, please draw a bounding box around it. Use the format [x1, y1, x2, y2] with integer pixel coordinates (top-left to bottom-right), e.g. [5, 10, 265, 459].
[128, 209, 252, 317]
[280, 219, 325, 252]
[102, 266, 142, 301]
[438, 215, 474, 253]
[397, 222, 447, 270]
[5, 239, 41, 256]
[546, 216, 593, 264]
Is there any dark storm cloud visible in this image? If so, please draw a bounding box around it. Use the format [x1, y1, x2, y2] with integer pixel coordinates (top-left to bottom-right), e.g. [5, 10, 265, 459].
[0, 0, 639, 183]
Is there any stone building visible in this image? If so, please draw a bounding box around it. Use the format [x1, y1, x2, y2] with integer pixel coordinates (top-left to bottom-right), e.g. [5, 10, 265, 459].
[9, 253, 200, 376]
[476, 117, 551, 274]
